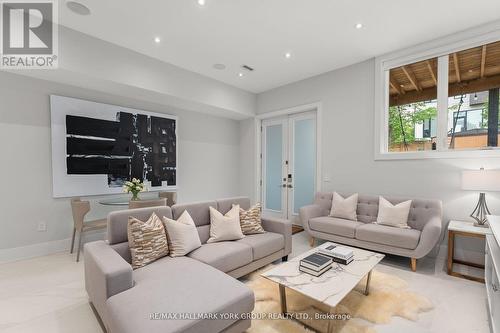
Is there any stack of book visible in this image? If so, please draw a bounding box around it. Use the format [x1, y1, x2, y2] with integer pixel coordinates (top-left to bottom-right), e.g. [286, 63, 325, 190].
[318, 243, 354, 265]
[299, 252, 332, 276]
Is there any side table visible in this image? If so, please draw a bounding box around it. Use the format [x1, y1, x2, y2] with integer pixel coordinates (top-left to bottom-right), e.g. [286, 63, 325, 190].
[447, 220, 491, 283]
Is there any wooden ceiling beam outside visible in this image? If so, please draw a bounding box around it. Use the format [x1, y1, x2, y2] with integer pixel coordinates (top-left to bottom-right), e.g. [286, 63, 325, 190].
[389, 74, 500, 106]
[481, 45, 487, 78]
[401, 65, 422, 91]
[453, 53, 461, 82]
[426, 60, 437, 85]
[390, 79, 404, 95]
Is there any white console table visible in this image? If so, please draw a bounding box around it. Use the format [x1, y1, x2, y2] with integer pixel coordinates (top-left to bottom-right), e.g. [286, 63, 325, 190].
[486, 215, 500, 333]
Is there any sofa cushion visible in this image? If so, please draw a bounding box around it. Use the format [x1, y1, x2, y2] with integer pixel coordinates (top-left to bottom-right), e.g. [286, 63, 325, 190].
[236, 232, 284, 260]
[187, 242, 253, 272]
[171, 200, 216, 226]
[309, 216, 364, 238]
[217, 197, 251, 214]
[108, 206, 173, 245]
[106, 256, 254, 333]
[355, 223, 421, 250]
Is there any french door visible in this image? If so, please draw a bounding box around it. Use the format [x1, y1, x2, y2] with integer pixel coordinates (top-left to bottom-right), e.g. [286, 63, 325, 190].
[261, 111, 317, 223]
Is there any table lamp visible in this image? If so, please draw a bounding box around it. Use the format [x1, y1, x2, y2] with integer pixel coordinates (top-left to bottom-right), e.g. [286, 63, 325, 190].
[462, 168, 500, 227]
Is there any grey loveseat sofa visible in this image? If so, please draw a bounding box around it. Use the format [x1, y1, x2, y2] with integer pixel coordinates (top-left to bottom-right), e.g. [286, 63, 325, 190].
[300, 192, 442, 271]
[84, 196, 292, 333]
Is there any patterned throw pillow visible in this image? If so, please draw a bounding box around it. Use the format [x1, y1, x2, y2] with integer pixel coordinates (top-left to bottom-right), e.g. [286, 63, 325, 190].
[127, 213, 169, 269]
[237, 203, 265, 235]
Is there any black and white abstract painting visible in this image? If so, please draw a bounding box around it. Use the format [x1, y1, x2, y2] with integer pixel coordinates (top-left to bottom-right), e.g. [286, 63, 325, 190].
[50, 95, 177, 198]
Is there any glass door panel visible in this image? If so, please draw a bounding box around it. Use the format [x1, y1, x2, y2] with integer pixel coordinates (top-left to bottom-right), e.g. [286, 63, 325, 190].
[265, 124, 283, 211]
[291, 116, 316, 215]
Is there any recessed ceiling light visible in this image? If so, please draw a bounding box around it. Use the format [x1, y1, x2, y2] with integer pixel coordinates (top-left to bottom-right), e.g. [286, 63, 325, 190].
[284, 52, 292, 59]
[355, 23, 363, 29]
[238, 73, 244, 77]
[213, 64, 226, 70]
[198, 0, 206, 5]
[66, 1, 91, 15]
[154, 37, 161, 44]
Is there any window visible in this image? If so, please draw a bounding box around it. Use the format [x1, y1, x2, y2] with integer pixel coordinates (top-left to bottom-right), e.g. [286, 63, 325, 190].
[379, 38, 500, 157]
[447, 45, 500, 150]
[388, 58, 438, 152]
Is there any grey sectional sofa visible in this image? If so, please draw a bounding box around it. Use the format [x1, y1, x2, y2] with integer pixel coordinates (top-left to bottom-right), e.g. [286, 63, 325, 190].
[84, 197, 292, 333]
[300, 192, 442, 271]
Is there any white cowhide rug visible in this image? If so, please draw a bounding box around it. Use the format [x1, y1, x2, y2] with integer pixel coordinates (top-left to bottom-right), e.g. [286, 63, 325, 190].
[244, 267, 433, 333]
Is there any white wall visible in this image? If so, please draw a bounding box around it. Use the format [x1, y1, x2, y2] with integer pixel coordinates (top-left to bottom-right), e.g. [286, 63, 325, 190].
[252, 59, 500, 262]
[0, 72, 241, 259]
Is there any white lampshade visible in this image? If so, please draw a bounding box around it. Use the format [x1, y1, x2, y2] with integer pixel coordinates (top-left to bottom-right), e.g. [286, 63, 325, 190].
[462, 169, 500, 191]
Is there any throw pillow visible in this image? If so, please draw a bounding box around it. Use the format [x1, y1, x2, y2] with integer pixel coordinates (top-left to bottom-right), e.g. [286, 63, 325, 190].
[236, 202, 265, 235]
[162, 210, 202, 257]
[329, 192, 358, 221]
[376, 196, 412, 229]
[127, 213, 169, 269]
[207, 205, 244, 243]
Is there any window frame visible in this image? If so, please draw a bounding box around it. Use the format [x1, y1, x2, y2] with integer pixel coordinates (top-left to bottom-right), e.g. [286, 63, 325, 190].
[374, 21, 500, 160]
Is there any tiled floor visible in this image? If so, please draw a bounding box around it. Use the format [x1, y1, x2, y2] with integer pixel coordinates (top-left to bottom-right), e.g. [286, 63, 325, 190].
[0, 232, 489, 333]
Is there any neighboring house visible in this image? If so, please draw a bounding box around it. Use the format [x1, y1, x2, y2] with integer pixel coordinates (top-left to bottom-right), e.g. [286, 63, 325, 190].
[392, 91, 497, 151]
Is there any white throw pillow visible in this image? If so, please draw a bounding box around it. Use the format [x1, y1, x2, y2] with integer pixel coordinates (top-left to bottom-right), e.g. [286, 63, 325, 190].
[376, 196, 412, 229]
[329, 192, 358, 221]
[162, 211, 202, 257]
[207, 205, 244, 243]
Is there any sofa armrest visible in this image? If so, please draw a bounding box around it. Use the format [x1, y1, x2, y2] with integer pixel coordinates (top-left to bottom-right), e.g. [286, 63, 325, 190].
[84, 240, 133, 317]
[299, 204, 324, 233]
[261, 217, 292, 255]
[414, 216, 442, 259]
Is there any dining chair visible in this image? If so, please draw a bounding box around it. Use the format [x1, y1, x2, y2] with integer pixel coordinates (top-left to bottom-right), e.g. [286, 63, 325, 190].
[128, 198, 167, 209]
[70, 198, 107, 262]
[158, 192, 177, 206]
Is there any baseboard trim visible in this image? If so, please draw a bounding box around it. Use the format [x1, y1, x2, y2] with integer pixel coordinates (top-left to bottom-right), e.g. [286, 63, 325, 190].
[0, 238, 71, 264]
[0, 231, 106, 264]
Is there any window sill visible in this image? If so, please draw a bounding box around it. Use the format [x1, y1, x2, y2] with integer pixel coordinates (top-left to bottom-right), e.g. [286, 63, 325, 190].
[375, 148, 500, 161]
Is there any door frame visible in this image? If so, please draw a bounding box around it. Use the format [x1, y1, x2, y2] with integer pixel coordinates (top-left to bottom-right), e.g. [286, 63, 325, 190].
[255, 102, 323, 221]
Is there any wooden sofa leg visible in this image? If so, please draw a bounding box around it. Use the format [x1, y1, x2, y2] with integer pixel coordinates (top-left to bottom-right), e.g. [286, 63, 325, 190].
[309, 237, 315, 247]
[410, 258, 417, 272]
[282, 255, 288, 262]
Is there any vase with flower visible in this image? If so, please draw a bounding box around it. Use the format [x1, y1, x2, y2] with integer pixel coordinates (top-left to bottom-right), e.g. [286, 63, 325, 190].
[123, 178, 146, 201]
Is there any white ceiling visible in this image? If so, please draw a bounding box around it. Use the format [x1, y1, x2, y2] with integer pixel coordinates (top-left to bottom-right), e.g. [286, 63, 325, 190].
[59, 0, 500, 93]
